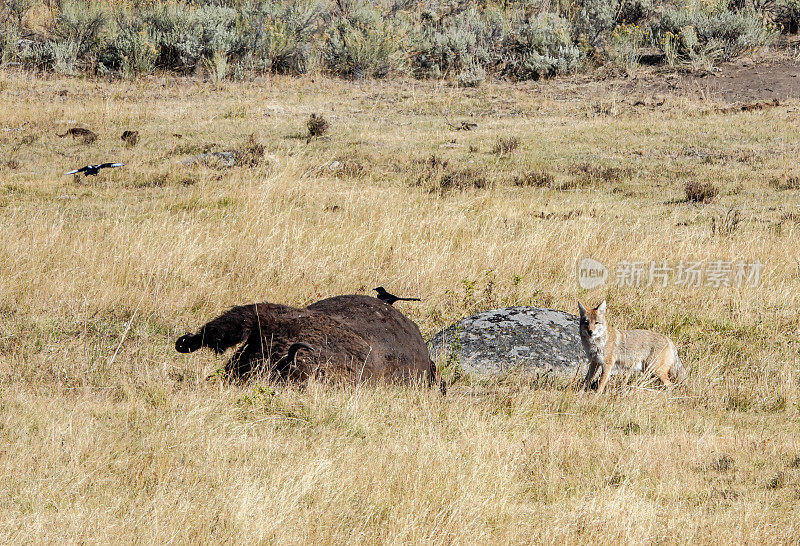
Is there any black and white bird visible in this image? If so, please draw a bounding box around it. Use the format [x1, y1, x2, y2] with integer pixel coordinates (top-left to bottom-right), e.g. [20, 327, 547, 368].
[374, 286, 421, 306]
[64, 162, 125, 176]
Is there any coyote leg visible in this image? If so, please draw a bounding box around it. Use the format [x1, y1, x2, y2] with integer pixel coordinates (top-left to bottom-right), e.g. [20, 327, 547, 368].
[583, 361, 599, 389]
[596, 360, 613, 393]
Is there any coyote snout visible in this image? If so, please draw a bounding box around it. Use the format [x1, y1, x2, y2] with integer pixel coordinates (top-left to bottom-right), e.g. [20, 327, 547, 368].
[578, 300, 686, 393]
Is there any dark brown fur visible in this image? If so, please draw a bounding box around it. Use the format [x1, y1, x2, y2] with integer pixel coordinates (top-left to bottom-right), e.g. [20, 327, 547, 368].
[121, 130, 139, 147]
[307, 295, 444, 390]
[176, 295, 443, 390]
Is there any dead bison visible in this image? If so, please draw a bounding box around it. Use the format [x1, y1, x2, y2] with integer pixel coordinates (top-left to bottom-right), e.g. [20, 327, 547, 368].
[176, 295, 444, 391]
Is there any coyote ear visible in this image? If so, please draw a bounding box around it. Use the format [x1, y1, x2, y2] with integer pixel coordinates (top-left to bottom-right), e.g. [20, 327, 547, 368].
[596, 300, 606, 313]
[578, 301, 587, 317]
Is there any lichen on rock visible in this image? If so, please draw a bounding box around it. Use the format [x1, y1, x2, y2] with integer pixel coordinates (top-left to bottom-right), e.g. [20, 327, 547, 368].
[428, 307, 589, 376]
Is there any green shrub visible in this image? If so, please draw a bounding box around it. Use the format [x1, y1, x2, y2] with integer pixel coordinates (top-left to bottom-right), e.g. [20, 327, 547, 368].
[456, 62, 486, 87]
[411, 6, 505, 81]
[574, 0, 618, 45]
[412, 8, 580, 83]
[10, 0, 112, 73]
[652, 8, 775, 64]
[195, 6, 240, 55]
[16, 39, 80, 73]
[323, 5, 406, 79]
[573, 0, 655, 60]
[2, 0, 776, 79]
[238, 0, 324, 74]
[144, 3, 239, 72]
[152, 4, 200, 70]
[101, 17, 158, 76]
[51, 40, 80, 74]
[607, 22, 647, 69]
[503, 14, 582, 80]
[0, 23, 21, 65]
[51, 0, 110, 70]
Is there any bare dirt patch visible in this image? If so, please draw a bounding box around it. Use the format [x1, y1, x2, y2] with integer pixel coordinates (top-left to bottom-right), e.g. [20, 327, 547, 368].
[537, 48, 800, 106]
[675, 56, 800, 103]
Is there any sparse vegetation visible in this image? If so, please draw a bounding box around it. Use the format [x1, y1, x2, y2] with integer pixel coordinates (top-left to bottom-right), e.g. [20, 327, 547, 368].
[412, 154, 490, 194]
[767, 471, 788, 489]
[769, 173, 800, 190]
[306, 113, 329, 139]
[685, 179, 720, 203]
[492, 135, 521, 155]
[571, 162, 630, 184]
[233, 134, 265, 168]
[326, 153, 368, 178]
[710, 454, 735, 472]
[512, 169, 555, 188]
[712, 207, 741, 236]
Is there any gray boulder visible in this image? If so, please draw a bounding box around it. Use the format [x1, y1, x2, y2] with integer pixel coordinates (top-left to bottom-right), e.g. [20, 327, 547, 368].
[428, 307, 589, 376]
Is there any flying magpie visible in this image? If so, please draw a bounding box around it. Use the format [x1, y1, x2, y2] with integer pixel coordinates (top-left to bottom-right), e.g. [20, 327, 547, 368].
[64, 162, 125, 176]
[374, 287, 421, 306]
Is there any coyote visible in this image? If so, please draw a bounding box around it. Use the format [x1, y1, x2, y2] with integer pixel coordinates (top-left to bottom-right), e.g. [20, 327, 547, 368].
[577, 301, 686, 392]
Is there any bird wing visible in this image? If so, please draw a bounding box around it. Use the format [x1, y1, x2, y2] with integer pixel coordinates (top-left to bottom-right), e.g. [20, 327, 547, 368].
[64, 165, 88, 175]
[99, 162, 125, 168]
[64, 169, 80, 175]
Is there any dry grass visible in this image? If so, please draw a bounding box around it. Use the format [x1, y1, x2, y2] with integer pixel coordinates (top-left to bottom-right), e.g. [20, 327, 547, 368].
[1, 71, 799, 542]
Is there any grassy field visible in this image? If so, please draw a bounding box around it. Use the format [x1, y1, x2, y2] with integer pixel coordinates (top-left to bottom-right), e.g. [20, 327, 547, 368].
[1, 69, 799, 542]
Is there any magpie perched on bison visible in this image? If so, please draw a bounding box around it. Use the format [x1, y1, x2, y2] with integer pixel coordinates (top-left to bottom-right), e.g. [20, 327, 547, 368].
[176, 295, 445, 394]
[373, 286, 421, 306]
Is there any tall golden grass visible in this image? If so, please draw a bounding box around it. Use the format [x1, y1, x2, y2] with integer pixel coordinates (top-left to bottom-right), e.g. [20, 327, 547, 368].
[0, 71, 798, 542]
